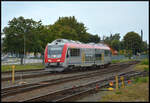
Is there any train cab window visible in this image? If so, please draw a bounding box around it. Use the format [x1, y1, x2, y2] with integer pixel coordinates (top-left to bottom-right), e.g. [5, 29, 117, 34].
[70, 48, 80, 57]
[48, 45, 63, 58]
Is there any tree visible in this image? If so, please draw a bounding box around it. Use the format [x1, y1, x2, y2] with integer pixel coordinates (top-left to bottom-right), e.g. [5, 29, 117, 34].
[103, 33, 121, 49]
[119, 40, 125, 50]
[42, 16, 101, 44]
[51, 16, 95, 43]
[3, 16, 42, 64]
[111, 40, 120, 51]
[141, 41, 148, 54]
[88, 33, 100, 43]
[110, 33, 120, 41]
[123, 31, 142, 55]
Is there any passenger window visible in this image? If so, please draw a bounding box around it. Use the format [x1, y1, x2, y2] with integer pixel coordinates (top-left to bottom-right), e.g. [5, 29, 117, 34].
[70, 48, 80, 57]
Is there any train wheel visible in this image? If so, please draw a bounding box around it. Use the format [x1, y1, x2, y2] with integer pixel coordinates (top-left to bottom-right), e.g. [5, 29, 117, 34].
[49, 71, 55, 73]
[79, 67, 83, 71]
[62, 69, 68, 73]
[102, 65, 104, 69]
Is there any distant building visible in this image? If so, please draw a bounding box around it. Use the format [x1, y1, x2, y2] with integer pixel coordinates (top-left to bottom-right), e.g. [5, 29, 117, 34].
[109, 47, 118, 55]
[100, 42, 118, 55]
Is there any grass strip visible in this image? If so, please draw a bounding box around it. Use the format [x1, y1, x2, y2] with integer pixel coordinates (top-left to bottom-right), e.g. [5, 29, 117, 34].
[100, 76, 149, 102]
[1, 63, 45, 72]
[111, 59, 135, 64]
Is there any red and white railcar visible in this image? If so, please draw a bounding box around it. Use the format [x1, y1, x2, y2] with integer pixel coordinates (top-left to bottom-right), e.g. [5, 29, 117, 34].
[44, 39, 112, 72]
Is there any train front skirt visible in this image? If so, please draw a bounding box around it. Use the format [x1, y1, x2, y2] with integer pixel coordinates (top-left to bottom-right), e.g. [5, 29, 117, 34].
[45, 67, 65, 72]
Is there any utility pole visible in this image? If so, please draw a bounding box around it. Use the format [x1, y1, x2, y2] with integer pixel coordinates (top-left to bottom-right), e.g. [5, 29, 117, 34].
[24, 29, 26, 65]
[141, 29, 143, 41]
[140, 29, 143, 54]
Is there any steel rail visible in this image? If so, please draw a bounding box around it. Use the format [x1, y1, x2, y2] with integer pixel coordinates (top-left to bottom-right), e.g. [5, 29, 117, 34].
[22, 70, 148, 102]
[1, 64, 120, 97]
[1, 61, 138, 81]
[2, 68, 44, 74]
[1, 61, 139, 101]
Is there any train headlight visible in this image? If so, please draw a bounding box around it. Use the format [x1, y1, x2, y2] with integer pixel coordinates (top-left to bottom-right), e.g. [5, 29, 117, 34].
[48, 59, 51, 62]
[57, 59, 60, 62]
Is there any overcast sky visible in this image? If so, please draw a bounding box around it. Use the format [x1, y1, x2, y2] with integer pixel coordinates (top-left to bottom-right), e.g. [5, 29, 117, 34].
[2, 1, 149, 43]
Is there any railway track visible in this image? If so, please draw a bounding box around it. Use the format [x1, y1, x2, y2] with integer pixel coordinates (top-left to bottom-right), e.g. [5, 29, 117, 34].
[1, 66, 107, 82]
[1, 61, 138, 82]
[20, 70, 148, 102]
[2, 71, 50, 81]
[1, 63, 120, 97]
[2, 68, 44, 74]
[2, 68, 88, 81]
[55, 70, 148, 102]
[1, 61, 139, 102]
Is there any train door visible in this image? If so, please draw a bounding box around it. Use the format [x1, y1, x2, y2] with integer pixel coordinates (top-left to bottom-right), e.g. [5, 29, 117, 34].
[81, 48, 85, 66]
[94, 49, 96, 65]
[66, 48, 70, 66]
[66, 48, 81, 67]
[101, 51, 104, 65]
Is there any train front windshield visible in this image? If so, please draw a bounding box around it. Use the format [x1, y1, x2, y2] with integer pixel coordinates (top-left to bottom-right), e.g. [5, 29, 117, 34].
[48, 46, 63, 58]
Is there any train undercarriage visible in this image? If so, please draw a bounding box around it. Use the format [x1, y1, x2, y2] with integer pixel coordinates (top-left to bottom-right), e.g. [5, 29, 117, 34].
[44, 62, 111, 72]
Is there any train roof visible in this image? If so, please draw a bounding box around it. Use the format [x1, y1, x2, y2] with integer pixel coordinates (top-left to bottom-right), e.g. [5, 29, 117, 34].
[66, 43, 110, 50]
[48, 39, 110, 50]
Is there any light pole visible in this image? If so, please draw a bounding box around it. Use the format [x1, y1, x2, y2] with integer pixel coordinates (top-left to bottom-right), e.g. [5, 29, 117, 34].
[24, 29, 26, 65]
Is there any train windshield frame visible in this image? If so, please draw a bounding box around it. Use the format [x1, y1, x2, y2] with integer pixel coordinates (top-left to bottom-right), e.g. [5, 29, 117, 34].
[48, 45, 63, 58]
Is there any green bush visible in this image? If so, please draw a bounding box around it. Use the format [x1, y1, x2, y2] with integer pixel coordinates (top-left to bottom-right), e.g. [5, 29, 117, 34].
[144, 67, 149, 71]
[1, 64, 44, 72]
[111, 59, 132, 64]
[115, 91, 122, 95]
[140, 59, 149, 65]
[133, 77, 149, 84]
[111, 60, 120, 63]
